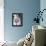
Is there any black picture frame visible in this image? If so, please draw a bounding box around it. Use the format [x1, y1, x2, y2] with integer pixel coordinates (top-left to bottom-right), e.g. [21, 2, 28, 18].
[12, 13, 23, 27]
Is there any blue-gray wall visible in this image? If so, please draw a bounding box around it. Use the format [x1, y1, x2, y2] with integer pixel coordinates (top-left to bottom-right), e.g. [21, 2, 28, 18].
[40, 0, 46, 27]
[4, 0, 40, 42]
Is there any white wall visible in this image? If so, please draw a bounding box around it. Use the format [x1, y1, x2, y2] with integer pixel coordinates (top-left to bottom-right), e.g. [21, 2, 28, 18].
[0, 0, 4, 42]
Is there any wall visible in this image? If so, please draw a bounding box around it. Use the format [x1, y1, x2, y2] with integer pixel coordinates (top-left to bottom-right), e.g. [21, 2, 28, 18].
[4, 0, 40, 42]
[40, 0, 46, 26]
[0, 0, 4, 42]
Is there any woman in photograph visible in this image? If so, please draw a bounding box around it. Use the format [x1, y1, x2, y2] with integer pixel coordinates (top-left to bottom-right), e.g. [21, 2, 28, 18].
[13, 14, 21, 26]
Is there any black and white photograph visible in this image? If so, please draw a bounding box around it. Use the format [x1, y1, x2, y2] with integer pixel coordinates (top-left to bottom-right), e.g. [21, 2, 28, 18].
[12, 13, 23, 27]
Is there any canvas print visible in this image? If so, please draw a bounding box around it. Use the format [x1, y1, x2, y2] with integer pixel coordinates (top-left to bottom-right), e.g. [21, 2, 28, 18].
[12, 13, 23, 26]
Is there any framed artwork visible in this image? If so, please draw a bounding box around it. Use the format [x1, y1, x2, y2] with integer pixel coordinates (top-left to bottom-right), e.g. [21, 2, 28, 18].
[12, 13, 23, 27]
